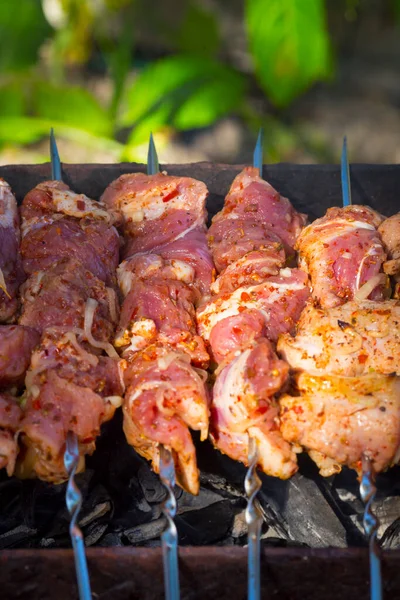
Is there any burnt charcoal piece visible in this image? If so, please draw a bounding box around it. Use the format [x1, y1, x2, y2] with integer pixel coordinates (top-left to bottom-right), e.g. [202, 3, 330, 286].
[124, 517, 167, 545]
[176, 500, 237, 545]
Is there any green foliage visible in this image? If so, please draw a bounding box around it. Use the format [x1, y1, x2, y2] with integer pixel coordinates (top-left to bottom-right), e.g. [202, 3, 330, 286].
[32, 81, 112, 137]
[245, 0, 331, 107]
[174, 1, 220, 57]
[0, 0, 50, 72]
[0, 0, 339, 159]
[120, 56, 246, 144]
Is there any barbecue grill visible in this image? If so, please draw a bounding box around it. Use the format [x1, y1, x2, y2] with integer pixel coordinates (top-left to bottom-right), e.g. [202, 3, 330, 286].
[1, 160, 400, 599]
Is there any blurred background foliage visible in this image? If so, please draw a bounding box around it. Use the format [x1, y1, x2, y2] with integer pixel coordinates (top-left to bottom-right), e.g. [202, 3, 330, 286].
[0, 0, 399, 165]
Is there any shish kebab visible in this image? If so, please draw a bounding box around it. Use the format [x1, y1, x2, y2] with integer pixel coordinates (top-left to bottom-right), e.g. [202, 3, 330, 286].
[0, 180, 39, 476]
[101, 134, 215, 600]
[12, 131, 124, 599]
[278, 138, 390, 600]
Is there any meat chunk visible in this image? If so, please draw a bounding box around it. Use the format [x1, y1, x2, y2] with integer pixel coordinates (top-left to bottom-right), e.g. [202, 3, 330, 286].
[280, 373, 400, 475]
[20, 333, 124, 482]
[0, 392, 23, 475]
[277, 299, 400, 377]
[123, 344, 209, 495]
[211, 339, 296, 479]
[197, 268, 310, 353]
[210, 167, 306, 253]
[101, 172, 208, 256]
[296, 205, 387, 308]
[0, 325, 40, 388]
[21, 180, 120, 224]
[379, 213, 400, 296]
[0, 179, 25, 322]
[20, 259, 117, 345]
[117, 227, 213, 299]
[115, 279, 209, 368]
[21, 218, 120, 288]
[208, 218, 285, 274]
[210, 249, 285, 294]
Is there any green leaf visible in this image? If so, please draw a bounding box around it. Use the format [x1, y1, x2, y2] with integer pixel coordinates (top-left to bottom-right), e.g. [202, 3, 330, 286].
[245, 0, 331, 107]
[0, 81, 26, 117]
[0, 116, 124, 152]
[175, 1, 219, 57]
[0, 0, 51, 72]
[120, 55, 246, 135]
[32, 81, 112, 137]
[394, 0, 400, 24]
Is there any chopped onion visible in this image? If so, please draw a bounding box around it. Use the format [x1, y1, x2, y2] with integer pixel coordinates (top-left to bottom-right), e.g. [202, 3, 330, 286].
[106, 287, 118, 323]
[0, 267, 11, 299]
[104, 395, 123, 408]
[193, 367, 208, 383]
[157, 351, 179, 371]
[84, 298, 119, 358]
[30, 385, 40, 399]
[23, 271, 45, 303]
[355, 274, 387, 301]
[61, 331, 99, 367]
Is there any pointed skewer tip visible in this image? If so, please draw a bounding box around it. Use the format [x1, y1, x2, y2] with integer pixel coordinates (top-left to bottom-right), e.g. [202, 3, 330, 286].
[341, 135, 352, 207]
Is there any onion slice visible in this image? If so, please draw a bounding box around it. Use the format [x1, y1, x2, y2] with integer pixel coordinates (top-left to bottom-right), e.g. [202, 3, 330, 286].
[84, 298, 119, 359]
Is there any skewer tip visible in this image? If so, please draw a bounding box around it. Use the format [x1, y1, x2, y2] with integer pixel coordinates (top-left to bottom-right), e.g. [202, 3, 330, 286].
[49, 128, 62, 182]
[253, 128, 264, 177]
[147, 132, 160, 176]
[340, 134, 352, 207]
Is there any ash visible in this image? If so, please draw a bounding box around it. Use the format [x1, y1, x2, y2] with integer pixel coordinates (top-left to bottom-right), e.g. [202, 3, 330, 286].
[1, 411, 399, 550]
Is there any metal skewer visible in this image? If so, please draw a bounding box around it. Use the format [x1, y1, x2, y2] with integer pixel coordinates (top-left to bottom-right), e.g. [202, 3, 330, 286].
[243, 128, 265, 600]
[340, 136, 383, 600]
[341, 135, 352, 207]
[50, 129, 92, 600]
[147, 132, 180, 600]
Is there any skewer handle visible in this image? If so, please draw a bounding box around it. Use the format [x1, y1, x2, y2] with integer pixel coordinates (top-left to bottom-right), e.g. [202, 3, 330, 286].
[245, 437, 262, 600]
[64, 431, 92, 600]
[159, 445, 180, 600]
[360, 455, 383, 600]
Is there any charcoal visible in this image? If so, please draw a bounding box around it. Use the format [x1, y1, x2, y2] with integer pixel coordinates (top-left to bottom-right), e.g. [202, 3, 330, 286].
[257, 472, 348, 547]
[0, 524, 37, 549]
[177, 487, 225, 515]
[176, 499, 235, 545]
[84, 521, 109, 546]
[97, 532, 124, 547]
[124, 517, 167, 545]
[231, 511, 248, 539]
[381, 518, 400, 549]
[138, 465, 166, 504]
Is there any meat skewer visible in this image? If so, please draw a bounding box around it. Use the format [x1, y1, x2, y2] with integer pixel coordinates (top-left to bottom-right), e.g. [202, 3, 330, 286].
[196, 132, 309, 598]
[245, 128, 264, 600]
[0, 179, 38, 479]
[49, 130, 92, 600]
[279, 138, 384, 600]
[341, 138, 382, 600]
[147, 133, 180, 600]
[101, 135, 215, 600]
